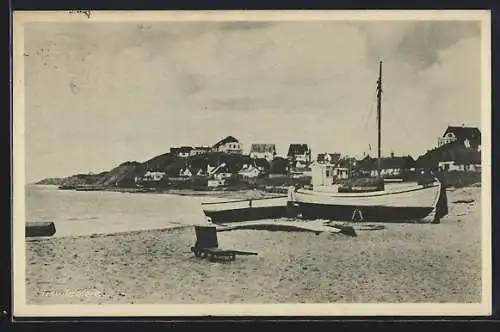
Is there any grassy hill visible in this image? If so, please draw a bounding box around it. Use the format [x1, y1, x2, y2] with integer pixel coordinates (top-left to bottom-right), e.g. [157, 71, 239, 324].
[35, 177, 65, 185]
[36, 150, 295, 190]
[94, 162, 145, 187]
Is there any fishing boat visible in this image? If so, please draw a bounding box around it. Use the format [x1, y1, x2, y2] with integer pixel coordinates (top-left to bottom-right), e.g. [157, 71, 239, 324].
[201, 195, 289, 224]
[289, 61, 448, 223]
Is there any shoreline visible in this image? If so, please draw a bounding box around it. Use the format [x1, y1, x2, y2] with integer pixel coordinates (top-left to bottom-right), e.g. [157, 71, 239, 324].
[32, 184, 288, 200]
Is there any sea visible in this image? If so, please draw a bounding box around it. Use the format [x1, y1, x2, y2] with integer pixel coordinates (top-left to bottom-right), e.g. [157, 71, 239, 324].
[24, 185, 214, 238]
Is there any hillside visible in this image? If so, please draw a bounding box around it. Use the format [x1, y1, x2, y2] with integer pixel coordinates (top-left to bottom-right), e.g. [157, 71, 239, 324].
[94, 162, 145, 187]
[58, 173, 106, 187]
[35, 177, 65, 186]
[36, 151, 292, 189]
[36, 162, 145, 189]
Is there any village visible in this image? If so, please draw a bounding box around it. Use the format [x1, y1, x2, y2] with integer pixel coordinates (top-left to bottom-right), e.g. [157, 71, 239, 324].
[135, 125, 482, 191]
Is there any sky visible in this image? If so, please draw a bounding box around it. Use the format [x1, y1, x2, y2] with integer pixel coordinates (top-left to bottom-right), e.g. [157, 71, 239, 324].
[23, 19, 483, 183]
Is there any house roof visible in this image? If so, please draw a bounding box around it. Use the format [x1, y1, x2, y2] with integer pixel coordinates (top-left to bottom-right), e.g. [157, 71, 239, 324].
[239, 165, 261, 173]
[287, 144, 309, 156]
[212, 136, 239, 149]
[250, 144, 276, 153]
[444, 126, 481, 144]
[317, 153, 341, 164]
[193, 146, 211, 150]
[170, 146, 193, 154]
[358, 156, 415, 170]
[415, 140, 478, 169]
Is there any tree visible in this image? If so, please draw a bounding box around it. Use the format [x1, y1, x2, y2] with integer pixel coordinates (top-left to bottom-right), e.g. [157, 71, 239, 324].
[187, 154, 209, 174]
[165, 159, 188, 177]
[254, 158, 270, 171]
[270, 157, 289, 174]
[144, 153, 178, 172]
[219, 153, 245, 173]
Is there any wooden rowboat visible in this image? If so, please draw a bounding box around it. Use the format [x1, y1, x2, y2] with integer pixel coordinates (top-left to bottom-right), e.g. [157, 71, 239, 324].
[201, 196, 289, 224]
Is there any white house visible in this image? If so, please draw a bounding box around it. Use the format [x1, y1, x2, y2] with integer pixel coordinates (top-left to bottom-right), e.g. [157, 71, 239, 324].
[438, 161, 470, 172]
[170, 146, 193, 158]
[287, 144, 311, 165]
[238, 165, 261, 179]
[250, 144, 276, 161]
[295, 160, 308, 168]
[208, 179, 226, 188]
[179, 168, 192, 177]
[211, 136, 243, 154]
[317, 153, 341, 166]
[438, 150, 481, 172]
[358, 155, 416, 178]
[194, 169, 205, 176]
[189, 146, 211, 156]
[214, 172, 232, 180]
[142, 171, 166, 182]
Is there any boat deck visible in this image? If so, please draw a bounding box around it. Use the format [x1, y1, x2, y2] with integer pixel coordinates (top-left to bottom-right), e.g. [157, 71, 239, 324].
[313, 181, 421, 193]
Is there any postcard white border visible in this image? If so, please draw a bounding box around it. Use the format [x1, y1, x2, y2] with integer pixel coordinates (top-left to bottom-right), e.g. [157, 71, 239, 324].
[12, 10, 492, 318]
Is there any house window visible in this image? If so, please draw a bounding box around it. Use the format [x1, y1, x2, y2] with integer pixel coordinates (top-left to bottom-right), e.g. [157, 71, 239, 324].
[326, 170, 330, 177]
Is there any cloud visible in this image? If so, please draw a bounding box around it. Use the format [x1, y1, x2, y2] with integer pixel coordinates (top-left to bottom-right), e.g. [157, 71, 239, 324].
[357, 20, 481, 70]
[22, 20, 483, 181]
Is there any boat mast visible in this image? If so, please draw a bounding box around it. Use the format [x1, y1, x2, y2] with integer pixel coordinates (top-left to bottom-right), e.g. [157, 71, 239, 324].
[376, 60, 383, 183]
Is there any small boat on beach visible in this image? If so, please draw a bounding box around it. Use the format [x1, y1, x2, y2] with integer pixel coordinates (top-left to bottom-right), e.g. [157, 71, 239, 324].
[290, 61, 448, 223]
[201, 196, 289, 224]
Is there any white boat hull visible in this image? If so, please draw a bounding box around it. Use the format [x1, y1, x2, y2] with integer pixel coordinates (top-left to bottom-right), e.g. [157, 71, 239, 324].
[292, 181, 448, 223]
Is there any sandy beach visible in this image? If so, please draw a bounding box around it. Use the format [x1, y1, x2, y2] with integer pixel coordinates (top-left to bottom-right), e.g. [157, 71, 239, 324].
[26, 186, 482, 304]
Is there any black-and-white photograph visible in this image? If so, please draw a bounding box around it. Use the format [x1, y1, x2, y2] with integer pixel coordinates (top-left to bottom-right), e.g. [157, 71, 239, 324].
[13, 10, 491, 317]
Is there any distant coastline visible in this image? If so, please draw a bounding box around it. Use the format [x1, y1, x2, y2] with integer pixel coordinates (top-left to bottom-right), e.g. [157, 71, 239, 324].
[30, 181, 288, 200]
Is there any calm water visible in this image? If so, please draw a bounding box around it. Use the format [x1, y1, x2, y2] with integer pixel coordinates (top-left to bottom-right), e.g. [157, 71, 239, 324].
[25, 185, 214, 237]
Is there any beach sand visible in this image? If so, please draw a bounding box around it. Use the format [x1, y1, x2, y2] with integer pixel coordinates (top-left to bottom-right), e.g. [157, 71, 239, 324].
[26, 186, 482, 304]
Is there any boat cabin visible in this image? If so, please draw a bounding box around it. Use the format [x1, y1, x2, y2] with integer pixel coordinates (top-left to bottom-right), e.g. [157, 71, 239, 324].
[311, 163, 349, 189]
